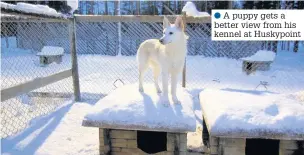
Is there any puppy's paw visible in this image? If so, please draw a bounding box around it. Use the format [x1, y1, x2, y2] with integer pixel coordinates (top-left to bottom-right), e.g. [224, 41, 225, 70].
[161, 100, 170, 107]
[139, 87, 144, 92]
[172, 95, 180, 105]
[160, 96, 170, 107]
[156, 89, 162, 94]
[173, 100, 181, 105]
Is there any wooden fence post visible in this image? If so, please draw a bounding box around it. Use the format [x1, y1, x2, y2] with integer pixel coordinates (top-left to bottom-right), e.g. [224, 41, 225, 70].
[182, 12, 187, 88]
[69, 17, 81, 101]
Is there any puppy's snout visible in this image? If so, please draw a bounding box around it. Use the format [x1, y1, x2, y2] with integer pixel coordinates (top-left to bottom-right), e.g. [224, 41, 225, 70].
[159, 39, 164, 44]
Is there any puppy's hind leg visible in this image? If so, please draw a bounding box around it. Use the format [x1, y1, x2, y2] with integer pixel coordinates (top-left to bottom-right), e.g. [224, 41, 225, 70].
[152, 64, 162, 94]
[137, 54, 148, 92]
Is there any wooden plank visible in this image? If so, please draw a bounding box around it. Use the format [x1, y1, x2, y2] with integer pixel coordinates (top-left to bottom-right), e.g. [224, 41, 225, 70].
[1, 18, 71, 23]
[1, 11, 69, 22]
[103, 129, 111, 155]
[75, 15, 211, 23]
[69, 18, 81, 101]
[1, 69, 72, 102]
[173, 133, 180, 155]
[27, 92, 73, 98]
[82, 120, 194, 133]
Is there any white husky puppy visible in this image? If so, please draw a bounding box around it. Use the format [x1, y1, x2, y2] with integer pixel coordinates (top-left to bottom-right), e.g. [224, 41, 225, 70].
[136, 16, 188, 104]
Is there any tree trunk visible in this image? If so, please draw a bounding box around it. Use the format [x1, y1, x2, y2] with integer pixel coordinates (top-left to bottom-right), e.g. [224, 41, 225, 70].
[228, 1, 233, 9]
[90, 1, 94, 15]
[136, 1, 140, 15]
[105, 1, 108, 15]
[114, 1, 118, 15]
[294, 41, 299, 53]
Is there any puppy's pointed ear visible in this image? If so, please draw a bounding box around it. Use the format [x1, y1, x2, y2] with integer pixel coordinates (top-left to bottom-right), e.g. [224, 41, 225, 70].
[175, 16, 184, 31]
[163, 16, 170, 29]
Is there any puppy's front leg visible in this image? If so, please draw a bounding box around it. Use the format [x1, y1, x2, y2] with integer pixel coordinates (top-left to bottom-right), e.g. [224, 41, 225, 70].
[171, 73, 179, 104]
[161, 68, 169, 106]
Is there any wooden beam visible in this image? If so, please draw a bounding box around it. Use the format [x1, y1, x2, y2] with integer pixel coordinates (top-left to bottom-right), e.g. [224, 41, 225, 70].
[1, 12, 70, 22]
[0, 9, 69, 21]
[1, 69, 72, 102]
[74, 15, 211, 23]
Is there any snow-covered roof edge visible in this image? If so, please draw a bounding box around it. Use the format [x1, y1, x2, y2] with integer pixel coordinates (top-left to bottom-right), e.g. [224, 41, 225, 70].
[0, 2, 70, 20]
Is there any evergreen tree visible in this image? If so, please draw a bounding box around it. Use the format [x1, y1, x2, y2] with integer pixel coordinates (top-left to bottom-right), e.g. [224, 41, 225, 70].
[298, 1, 304, 9]
[242, 1, 255, 9]
[214, 1, 229, 9]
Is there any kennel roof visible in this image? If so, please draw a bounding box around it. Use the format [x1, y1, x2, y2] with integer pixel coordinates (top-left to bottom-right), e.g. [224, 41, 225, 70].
[82, 84, 196, 133]
[200, 89, 304, 140]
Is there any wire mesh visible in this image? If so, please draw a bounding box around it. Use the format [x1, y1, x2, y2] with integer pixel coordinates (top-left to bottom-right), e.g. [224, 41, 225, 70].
[1, 21, 73, 138]
[75, 18, 303, 100]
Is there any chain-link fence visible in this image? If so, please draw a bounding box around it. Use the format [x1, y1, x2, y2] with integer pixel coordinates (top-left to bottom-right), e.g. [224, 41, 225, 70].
[1, 20, 73, 138]
[75, 15, 303, 102]
[1, 15, 304, 138]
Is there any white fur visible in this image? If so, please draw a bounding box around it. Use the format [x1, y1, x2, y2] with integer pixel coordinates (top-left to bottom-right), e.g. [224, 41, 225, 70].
[136, 16, 188, 105]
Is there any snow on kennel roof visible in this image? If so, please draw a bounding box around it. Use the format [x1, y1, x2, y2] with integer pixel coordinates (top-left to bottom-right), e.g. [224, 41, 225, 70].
[241, 50, 276, 62]
[82, 84, 196, 133]
[182, 1, 210, 17]
[0, 2, 67, 19]
[37, 46, 65, 56]
[200, 89, 304, 140]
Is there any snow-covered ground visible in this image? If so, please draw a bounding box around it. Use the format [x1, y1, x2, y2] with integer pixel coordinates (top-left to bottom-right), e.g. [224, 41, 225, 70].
[1, 101, 100, 155]
[2, 43, 303, 93]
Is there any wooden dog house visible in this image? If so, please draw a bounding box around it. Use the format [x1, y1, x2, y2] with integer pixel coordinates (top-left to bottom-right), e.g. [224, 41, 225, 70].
[200, 89, 304, 155]
[241, 50, 276, 75]
[82, 84, 196, 155]
[37, 46, 64, 65]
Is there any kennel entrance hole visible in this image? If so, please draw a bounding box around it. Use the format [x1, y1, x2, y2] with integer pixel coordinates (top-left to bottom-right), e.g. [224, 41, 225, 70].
[246, 139, 279, 155]
[137, 130, 167, 154]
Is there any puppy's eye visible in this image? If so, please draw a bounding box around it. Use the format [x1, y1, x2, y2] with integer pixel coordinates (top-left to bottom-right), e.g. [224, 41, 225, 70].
[169, 32, 173, 35]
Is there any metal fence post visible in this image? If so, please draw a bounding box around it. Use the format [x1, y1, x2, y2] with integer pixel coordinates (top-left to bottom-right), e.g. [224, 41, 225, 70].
[69, 17, 81, 101]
